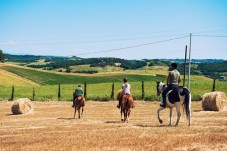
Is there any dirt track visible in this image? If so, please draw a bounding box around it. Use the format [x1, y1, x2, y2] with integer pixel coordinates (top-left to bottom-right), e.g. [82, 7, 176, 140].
[0, 101, 227, 151]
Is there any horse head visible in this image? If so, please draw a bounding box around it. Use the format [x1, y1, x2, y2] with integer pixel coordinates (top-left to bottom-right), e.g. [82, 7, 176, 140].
[156, 81, 165, 96]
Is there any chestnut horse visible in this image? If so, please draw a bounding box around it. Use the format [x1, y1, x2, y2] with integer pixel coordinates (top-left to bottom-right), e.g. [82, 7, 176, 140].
[73, 92, 85, 119]
[117, 90, 134, 122]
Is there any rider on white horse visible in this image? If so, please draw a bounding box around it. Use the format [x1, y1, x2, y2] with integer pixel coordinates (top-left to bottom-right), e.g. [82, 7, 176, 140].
[161, 63, 182, 108]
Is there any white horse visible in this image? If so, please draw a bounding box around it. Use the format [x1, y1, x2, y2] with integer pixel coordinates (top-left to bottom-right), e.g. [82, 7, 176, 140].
[156, 81, 191, 126]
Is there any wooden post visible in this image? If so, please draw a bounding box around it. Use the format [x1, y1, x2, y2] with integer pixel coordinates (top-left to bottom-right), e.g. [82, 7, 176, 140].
[183, 45, 187, 87]
[84, 81, 87, 99]
[111, 82, 114, 99]
[212, 79, 216, 91]
[58, 84, 61, 101]
[142, 81, 145, 100]
[32, 87, 35, 101]
[9, 85, 14, 101]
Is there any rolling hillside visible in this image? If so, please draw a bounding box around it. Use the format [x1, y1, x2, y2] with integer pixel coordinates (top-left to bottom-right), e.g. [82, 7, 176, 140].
[0, 69, 38, 86]
[0, 63, 164, 85]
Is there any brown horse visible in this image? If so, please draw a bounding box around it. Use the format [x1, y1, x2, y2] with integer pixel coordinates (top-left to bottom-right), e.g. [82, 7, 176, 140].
[73, 92, 85, 119]
[117, 90, 134, 122]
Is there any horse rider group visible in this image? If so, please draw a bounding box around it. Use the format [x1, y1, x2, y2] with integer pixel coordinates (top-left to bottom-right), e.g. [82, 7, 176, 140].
[72, 62, 181, 109]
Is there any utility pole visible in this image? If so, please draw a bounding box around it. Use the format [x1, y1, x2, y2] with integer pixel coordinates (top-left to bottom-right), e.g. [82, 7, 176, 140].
[188, 33, 192, 90]
[183, 45, 187, 87]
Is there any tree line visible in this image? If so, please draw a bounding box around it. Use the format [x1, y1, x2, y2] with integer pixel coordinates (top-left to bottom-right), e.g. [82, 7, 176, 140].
[1, 52, 227, 78]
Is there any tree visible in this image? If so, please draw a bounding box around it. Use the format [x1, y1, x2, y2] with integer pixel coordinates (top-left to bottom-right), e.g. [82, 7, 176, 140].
[0, 49, 4, 62]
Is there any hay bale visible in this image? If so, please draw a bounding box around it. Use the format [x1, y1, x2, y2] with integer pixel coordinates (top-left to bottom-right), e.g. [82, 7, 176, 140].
[11, 98, 34, 115]
[202, 91, 227, 111]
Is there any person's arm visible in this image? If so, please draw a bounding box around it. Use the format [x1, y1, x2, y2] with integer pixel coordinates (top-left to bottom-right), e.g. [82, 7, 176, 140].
[167, 72, 171, 85]
[178, 75, 182, 83]
[81, 89, 83, 94]
[167, 76, 170, 85]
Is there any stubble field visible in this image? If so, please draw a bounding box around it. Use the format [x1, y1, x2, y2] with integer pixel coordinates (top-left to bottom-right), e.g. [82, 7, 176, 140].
[0, 101, 227, 151]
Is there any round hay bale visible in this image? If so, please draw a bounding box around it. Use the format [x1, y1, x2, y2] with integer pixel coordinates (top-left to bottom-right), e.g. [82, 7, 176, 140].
[202, 91, 227, 111]
[11, 98, 34, 115]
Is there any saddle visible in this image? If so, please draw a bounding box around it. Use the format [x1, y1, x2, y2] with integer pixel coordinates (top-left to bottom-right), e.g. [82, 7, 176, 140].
[73, 92, 85, 107]
[167, 87, 183, 104]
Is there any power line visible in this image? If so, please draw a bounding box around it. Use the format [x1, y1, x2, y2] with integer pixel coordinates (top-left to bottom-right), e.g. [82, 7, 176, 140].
[192, 34, 227, 37]
[0, 34, 188, 46]
[75, 35, 189, 56]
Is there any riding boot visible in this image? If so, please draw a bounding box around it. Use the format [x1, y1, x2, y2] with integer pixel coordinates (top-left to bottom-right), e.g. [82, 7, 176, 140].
[117, 100, 120, 109]
[72, 98, 76, 107]
[160, 95, 166, 108]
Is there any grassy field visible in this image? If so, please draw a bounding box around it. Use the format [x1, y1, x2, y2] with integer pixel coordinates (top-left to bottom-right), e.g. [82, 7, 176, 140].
[0, 101, 226, 151]
[0, 65, 163, 85]
[0, 69, 38, 87]
[1, 63, 227, 101]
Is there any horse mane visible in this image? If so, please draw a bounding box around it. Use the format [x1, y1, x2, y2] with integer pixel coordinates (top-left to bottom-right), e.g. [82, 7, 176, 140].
[117, 89, 124, 101]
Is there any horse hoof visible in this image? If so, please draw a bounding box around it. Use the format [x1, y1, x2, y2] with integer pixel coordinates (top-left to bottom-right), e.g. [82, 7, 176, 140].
[121, 119, 124, 121]
[159, 119, 163, 124]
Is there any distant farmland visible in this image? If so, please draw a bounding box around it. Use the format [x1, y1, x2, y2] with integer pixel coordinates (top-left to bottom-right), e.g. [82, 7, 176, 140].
[0, 63, 227, 101]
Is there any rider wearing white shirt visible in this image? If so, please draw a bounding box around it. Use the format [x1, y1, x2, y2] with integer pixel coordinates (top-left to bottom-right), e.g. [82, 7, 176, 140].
[122, 82, 131, 95]
[117, 78, 131, 108]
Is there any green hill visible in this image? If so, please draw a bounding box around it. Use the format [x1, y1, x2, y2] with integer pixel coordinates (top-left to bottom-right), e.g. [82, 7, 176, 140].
[0, 65, 164, 85]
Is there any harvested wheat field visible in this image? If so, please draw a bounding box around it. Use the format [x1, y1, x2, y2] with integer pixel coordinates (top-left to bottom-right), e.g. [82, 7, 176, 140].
[0, 101, 227, 151]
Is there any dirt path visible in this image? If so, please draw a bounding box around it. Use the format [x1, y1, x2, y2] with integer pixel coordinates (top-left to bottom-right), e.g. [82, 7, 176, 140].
[0, 101, 226, 151]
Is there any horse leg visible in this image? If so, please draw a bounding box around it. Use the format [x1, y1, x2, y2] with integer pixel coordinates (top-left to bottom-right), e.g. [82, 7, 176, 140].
[175, 103, 181, 126]
[157, 106, 165, 124]
[78, 107, 81, 119]
[124, 110, 127, 122]
[81, 107, 84, 117]
[127, 109, 131, 123]
[169, 108, 173, 126]
[121, 109, 124, 121]
[74, 107, 76, 118]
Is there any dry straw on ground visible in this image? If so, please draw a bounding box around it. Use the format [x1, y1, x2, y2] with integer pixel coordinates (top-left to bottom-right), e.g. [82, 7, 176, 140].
[11, 98, 34, 115]
[202, 91, 227, 111]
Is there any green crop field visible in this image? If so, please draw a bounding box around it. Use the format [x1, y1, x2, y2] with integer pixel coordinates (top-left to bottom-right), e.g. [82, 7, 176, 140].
[0, 64, 226, 101]
[0, 65, 163, 85]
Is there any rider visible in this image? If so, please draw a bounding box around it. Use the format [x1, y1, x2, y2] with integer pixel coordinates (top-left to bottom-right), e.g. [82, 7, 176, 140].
[117, 78, 131, 109]
[161, 63, 181, 108]
[72, 84, 83, 107]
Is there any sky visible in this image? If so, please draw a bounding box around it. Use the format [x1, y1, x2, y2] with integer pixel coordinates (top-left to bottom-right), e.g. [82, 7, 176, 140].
[0, 0, 227, 59]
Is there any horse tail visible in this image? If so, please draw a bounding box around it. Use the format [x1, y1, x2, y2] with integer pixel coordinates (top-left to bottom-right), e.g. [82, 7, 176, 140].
[127, 95, 133, 108]
[183, 87, 191, 119]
